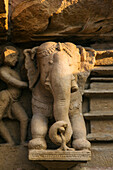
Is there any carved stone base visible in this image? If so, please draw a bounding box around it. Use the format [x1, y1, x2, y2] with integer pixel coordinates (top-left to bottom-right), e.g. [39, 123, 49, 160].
[29, 149, 91, 169]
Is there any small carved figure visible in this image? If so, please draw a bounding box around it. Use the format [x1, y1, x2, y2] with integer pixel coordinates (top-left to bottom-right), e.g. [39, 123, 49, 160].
[24, 42, 96, 150]
[0, 46, 28, 145]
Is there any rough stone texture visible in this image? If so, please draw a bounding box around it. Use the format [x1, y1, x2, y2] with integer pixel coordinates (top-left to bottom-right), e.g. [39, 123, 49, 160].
[0, 0, 6, 13]
[95, 50, 113, 66]
[90, 82, 113, 90]
[71, 143, 113, 170]
[1, 144, 113, 170]
[0, 145, 45, 170]
[0, 0, 8, 41]
[11, 0, 113, 43]
[10, 0, 25, 9]
[90, 97, 113, 112]
[91, 120, 113, 134]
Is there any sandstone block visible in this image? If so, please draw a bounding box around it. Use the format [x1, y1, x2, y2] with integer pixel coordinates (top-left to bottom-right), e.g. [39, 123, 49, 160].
[91, 120, 113, 134]
[11, 0, 113, 42]
[90, 82, 113, 90]
[90, 97, 113, 112]
[0, 0, 8, 40]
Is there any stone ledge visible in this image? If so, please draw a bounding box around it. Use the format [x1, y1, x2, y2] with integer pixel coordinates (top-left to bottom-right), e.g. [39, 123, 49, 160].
[29, 149, 91, 162]
[87, 133, 113, 141]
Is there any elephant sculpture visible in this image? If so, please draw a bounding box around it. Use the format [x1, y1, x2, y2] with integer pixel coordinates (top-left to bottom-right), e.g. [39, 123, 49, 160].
[24, 42, 96, 150]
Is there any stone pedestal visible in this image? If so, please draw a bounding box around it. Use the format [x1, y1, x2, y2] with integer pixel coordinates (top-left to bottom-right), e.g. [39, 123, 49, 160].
[29, 149, 91, 170]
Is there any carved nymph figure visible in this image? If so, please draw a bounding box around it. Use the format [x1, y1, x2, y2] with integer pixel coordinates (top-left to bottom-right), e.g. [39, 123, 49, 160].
[24, 42, 96, 150]
[0, 46, 28, 145]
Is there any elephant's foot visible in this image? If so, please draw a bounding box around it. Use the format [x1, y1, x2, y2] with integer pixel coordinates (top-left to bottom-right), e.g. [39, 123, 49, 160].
[72, 139, 91, 150]
[28, 137, 47, 150]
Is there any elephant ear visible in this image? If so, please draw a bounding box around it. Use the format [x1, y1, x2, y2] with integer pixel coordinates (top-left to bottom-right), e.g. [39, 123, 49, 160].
[24, 47, 39, 89]
[77, 46, 97, 92]
[77, 46, 96, 72]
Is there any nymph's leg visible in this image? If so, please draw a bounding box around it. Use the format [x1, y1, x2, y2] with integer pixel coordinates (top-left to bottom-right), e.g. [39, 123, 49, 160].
[0, 121, 14, 145]
[0, 91, 14, 144]
[12, 102, 28, 144]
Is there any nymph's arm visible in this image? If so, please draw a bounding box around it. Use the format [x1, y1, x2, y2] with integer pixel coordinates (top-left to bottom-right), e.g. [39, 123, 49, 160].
[0, 69, 28, 88]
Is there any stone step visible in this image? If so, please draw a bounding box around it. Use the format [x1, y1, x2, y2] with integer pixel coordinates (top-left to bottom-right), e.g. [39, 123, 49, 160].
[91, 66, 113, 76]
[84, 111, 113, 120]
[90, 77, 113, 82]
[84, 89, 113, 96]
[87, 133, 113, 141]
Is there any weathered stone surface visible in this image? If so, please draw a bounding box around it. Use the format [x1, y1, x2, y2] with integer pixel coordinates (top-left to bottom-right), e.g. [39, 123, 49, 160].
[71, 144, 113, 169]
[11, 0, 62, 42]
[11, 0, 113, 42]
[1, 144, 113, 170]
[0, 0, 8, 40]
[10, 0, 25, 9]
[87, 133, 113, 141]
[84, 111, 113, 120]
[95, 50, 113, 66]
[0, 0, 6, 13]
[90, 82, 113, 90]
[90, 97, 113, 111]
[90, 66, 113, 77]
[29, 149, 91, 169]
[0, 145, 45, 170]
[91, 120, 113, 134]
[29, 149, 91, 161]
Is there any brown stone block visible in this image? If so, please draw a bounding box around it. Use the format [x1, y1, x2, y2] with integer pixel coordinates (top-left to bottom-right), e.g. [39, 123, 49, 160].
[90, 82, 113, 90]
[0, 0, 6, 13]
[90, 97, 113, 111]
[91, 66, 113, 77]
[87, 133, 113, 141]
[0, 145, 45, 170]
[0, 0, 8, 40]
[11, 0, 113, 42]
[95, 50, 113, 66]
[91, 120, 113, 134]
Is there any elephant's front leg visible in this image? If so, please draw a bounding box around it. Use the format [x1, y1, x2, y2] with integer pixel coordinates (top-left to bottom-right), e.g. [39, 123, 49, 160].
[28, 112, 48, 149]
[70, 93, 91, 150]
[70, 113, 91, 150]
[28, 83, 53, 150]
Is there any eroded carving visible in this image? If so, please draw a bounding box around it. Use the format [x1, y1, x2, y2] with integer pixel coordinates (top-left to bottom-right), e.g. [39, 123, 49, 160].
[24, 42, 96, 151]
[0, 46, 28, 145]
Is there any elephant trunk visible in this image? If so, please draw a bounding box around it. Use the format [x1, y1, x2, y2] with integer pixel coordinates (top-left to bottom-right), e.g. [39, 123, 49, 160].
[49, 51, 73, 145]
